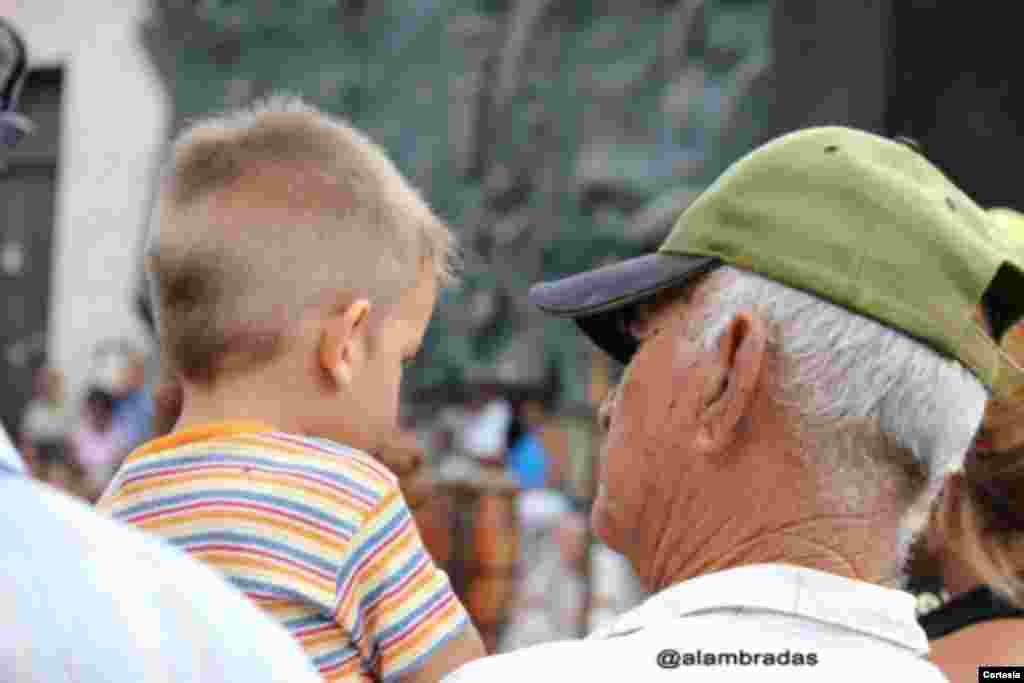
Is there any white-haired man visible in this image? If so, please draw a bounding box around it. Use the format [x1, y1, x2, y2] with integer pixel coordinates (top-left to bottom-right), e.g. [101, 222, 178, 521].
[445, 127, 1024, 681]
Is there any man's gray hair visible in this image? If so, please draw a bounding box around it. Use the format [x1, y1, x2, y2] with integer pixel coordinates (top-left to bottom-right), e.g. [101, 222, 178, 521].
[694, 267, 987, 568]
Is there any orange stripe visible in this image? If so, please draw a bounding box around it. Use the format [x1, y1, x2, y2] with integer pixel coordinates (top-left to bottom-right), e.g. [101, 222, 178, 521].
[116, 467, 368, 520]
[189, 549, 335, 595]
[241, 466, 377, 511]
[369, 510, 430, 573]
[300, 627, 346, 651]
[127, 421, 275, 461]
[129, 503, 345, 550]
[382, 599, 463, 667]
[257, 599, 310, 616]
[234, 434, 393, 488]
[117, 469, 249, 496]
[336, 527, 417, 617]
[322, 657, 367, 682]
[363, 531, 415, 579]
[374, 562, 443, 617]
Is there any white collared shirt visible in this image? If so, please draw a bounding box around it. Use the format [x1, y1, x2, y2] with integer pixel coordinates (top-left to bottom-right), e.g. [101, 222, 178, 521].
[0, 425, 25, 474]
[0, 426, 321, 682]
[445, 563, 947, 682]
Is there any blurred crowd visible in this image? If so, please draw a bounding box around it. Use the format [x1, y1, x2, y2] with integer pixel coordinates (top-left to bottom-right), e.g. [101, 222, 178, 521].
[421, 382, 645, 650]
[17, 342, 153, 501]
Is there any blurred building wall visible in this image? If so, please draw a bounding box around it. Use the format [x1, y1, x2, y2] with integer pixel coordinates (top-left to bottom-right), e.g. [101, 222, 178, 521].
[4, 0, 168, 402]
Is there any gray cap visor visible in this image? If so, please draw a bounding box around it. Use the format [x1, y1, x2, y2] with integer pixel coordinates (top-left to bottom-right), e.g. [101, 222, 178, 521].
[528, 252, 720, 364]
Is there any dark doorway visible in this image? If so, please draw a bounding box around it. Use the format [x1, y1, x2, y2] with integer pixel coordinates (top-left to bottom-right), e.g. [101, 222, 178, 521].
[0, 67, 62, 436]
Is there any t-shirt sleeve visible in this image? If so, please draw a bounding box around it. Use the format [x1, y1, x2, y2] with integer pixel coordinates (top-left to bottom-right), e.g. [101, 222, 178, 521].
[335, 488, 470, 682]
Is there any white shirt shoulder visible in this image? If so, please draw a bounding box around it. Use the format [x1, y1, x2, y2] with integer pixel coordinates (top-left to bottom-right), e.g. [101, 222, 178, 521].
[446, 564, 949, 683]
[444, 619, 947, 683]
[0, 475, 320, 683]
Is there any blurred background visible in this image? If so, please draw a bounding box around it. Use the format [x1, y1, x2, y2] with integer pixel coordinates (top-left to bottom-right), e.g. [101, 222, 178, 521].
[2, 0, 1020, 653]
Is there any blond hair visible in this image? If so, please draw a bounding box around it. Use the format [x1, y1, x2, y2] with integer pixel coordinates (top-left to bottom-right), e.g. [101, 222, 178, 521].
[148, 95, 457, 384]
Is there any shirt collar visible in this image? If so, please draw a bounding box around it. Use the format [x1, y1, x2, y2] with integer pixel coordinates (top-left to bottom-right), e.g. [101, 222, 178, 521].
[594, 563, 929, 655]
[0, 425, 26, 475]
[126, 420, 275, 461]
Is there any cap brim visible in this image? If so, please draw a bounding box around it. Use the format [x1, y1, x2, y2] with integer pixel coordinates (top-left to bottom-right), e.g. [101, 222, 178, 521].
[529, 253, 720, 364]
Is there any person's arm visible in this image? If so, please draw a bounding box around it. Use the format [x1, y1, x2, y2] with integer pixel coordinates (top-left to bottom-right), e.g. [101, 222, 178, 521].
[930, 618, 1024, 683]
[395, 624, 485, 683]
[335, 489, 485, 682]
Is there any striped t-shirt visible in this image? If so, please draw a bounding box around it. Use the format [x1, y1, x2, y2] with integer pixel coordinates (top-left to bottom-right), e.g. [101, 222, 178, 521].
[98, 421, 469, 682]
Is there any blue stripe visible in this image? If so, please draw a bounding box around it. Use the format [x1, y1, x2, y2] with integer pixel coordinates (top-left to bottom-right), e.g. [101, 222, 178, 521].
[345, 556, 439, 653]
[173, 530, 340, 576]
[112, 488, 360, 536]
[283, 613, 333, 631]
[280, 434, 372, 462]
[335, 502, 408, 593]
[382, 612, 470, 683]
[376, 583, 453, 646]
[230, 577, 308, 602]
[312, 646, 361, 671]
[123, 448, 385, 503]
[361, 547, 429, 608]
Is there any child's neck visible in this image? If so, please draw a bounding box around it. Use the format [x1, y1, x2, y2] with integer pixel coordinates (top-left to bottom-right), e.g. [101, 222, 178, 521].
[175, 383, 299, 435]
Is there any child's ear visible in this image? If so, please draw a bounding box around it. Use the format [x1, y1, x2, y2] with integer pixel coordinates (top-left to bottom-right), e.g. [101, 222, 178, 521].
[318, 299, 371, 387]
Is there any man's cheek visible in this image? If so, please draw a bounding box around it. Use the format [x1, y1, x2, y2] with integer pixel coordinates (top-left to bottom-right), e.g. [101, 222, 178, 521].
[602, 421, 632, 474]
[620, 389, 669, 449]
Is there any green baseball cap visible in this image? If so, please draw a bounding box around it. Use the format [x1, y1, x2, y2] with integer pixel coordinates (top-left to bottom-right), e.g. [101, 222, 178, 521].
[530, 126, 1024, 399]
[989, 208, 1024, 258]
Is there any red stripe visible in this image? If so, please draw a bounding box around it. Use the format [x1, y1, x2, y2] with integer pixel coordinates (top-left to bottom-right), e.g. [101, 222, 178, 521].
[249, 592, 286, 602]
[267, 433, 393, 487]
[366, 554, 430, 613]
[123, 463, 377, 511]
[128, 498, 352, 540]
[382, 590, 458, 650]
[338, 515, 413, 597]
[294, 622, 337, 638]
[123, 462, 378, 509]
[188, 543, 335, 582]
[318, 650, 361, 675]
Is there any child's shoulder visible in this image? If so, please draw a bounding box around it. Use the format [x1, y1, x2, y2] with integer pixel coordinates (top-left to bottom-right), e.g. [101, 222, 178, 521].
[113, 430, 401, 513]
[258, 431, 399, 496]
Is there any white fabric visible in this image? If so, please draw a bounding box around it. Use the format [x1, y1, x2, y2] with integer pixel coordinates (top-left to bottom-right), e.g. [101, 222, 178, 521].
[516, 489, 572, 531]
[446, 563, 946, 682]
[500, 535, 644, 652]
[459, 399, 512, 459]
[0, 425, 25, 473]
[589, 546, 645, 630]
[90, 347, 129, 393]
[20, 399, 69, 442]
[0, 432, 320, 683]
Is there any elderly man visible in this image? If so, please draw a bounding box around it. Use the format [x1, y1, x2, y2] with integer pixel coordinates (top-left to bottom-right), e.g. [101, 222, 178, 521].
[445, 127, 1024, 681]
[1, 18, 320, 682]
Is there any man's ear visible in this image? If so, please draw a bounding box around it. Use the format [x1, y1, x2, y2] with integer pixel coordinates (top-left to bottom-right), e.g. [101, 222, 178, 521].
[699, 310, 767, 453]
[318, 298, 372, 387]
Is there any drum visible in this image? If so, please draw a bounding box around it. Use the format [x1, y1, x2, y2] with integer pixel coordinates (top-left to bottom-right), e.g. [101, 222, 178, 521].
[413, 467, 520, 653]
